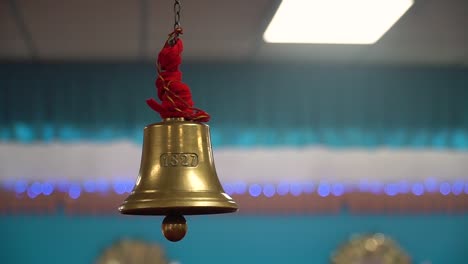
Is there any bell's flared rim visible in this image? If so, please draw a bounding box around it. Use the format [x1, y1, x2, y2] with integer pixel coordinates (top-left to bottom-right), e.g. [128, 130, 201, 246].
[119, 205, 238, 216]
[119, 198, 238, 216]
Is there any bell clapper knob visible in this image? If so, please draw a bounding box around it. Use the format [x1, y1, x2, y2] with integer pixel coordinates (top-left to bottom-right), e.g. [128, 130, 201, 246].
[162, 215, 187, 242]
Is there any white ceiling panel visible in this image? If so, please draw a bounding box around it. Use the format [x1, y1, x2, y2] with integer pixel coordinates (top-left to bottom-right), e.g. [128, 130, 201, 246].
[257, 0, 468, 65]
[1, 0, 467, 65]
[358, 0, 468, 65]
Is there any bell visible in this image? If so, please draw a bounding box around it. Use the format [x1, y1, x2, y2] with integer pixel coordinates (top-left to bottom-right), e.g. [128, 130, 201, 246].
[119, 117, 238, 241]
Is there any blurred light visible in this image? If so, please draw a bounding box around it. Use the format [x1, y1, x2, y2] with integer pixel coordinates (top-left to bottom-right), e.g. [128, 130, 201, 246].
[453, 129, 467, 148]
[68, 184, 81, 199]
[223, 183, 234, 195]
[277, 182, 290, 196]
[391, 131, 407, 145]
[451, 180, 464, 195]
[14, 123, 34, 142]
[285, 131, 303, 145]
[302, 182, 315, 194]
[248, 184, 262, 197]
[41, 182, 54, 196]
[237, 131, 257, 145]
[384, 184, 398, 196]
[465, 182, 468, 194]
[358, 180, 370, 192]
[331, 183, 345, 196]
[27, 186, 39, 199]
[41, 124, 54, 141]
[124, 180, 134, 193]
[6, 178, 463, 199]
[369, 181, 383, 194]
[14, 180, 28, 194]
[58, 126, 80, 141]
[264, 0, 414, 44]
[290, 183, 302, 196]
[83, 180, 97, 193]
[411, 183, 424, 196]
[318, 182, 330, 197]
[397, 181, 410, 194]
[113, 181, 127, 195]
[424, 178, 438, 193]
[30, 182, 42, 195]
[233, 182, 247, 195]
[262, 184, 276, 198]
[439, 182, 451, 196]
[432, 130, 448, 148]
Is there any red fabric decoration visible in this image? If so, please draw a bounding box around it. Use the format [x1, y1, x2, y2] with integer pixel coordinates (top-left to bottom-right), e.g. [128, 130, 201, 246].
[146, 28, 210, 122]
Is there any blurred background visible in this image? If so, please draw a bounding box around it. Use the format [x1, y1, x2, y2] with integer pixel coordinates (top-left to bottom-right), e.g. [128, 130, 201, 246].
[1, 0, 467, 263]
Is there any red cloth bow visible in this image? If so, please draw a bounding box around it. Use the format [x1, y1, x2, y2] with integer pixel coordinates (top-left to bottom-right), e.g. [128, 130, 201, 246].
[146, 29, 210, 122]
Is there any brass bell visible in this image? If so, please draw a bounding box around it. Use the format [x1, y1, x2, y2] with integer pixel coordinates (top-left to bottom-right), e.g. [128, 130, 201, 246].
[119, 117, 238, 242]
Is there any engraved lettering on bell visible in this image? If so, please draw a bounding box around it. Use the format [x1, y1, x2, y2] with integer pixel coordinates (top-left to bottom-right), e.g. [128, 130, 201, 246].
[160, 153, 199, 167]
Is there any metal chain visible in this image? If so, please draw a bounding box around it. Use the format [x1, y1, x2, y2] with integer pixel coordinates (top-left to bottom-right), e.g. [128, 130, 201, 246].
[174, 0, 181, 29]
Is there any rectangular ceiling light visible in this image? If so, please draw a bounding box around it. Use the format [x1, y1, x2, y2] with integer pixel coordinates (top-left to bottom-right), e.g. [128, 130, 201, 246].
[264, 0, 414, 44]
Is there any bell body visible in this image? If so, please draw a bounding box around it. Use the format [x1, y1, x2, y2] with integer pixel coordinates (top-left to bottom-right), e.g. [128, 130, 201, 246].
[119, 118, 238, 215]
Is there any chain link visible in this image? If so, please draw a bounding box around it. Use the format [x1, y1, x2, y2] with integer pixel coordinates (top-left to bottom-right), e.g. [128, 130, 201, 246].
[174, 0, 181, 29]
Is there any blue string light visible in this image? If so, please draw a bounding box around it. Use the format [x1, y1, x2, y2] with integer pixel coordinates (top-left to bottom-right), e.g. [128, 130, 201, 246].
[369, 181, 383, 194]
[317, 182, 330, 197]
[41, 182, 54, 196]
[331, 183, 345, 196]
[397, 181, 410, 194]
[424, 178, 438, 193]
[112, 181, 127, 195]
[451, 180, 464, 195]
[124, 180, 134, 193]
[233, 182, 247, 195]
[262, 184, 276, 198]
[439, 182, 451, 196]
[2, 179, 468, 199]
[290, 183, 302, 197]
[384, 184, 398, 196]
[411, 183, 424, 196]
[358, 180, 370, 192]
[14, 180, 28, 194]
[276, 182, 289, 196]
[27, 186, 39, 199]
[248, 184, 262, 197]
[68, 184, 81, 199]
[222, 183, 234, 195]
[83, 180, 97, 193]
[30, 182, 42, 196]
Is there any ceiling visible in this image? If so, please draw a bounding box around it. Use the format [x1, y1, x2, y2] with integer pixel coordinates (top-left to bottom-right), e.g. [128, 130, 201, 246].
[1, 0, 468, 65]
